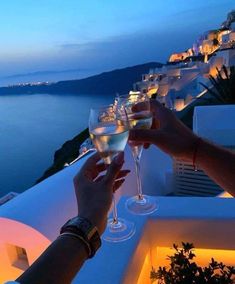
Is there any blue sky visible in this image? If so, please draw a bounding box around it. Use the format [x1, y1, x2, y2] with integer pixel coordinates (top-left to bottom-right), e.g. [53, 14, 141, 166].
[0, 0, 234, 84]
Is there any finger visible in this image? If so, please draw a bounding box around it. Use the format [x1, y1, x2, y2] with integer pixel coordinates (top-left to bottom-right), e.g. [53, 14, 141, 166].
[129, 129, 165, 145]
[116, 169, 130, 179]
[84, 152, 101, 169]
[113, 179, 125, 192]
[95, 175, 105, 182]
[95, 169, 129, 183]
[96, 163, 107, 173]
[80, 152, 101, 173]
[83, 163, 107, 181]
[104, 152, 124, 186]
[132, 99, 163, 113]
[132, 101, 149, 112]
[150, 99, 164, 109]
[89, 162, 106, 180]
[150, 100, 173, 119]
[77, 152, 102, 180]
[152, 117, 160, 129]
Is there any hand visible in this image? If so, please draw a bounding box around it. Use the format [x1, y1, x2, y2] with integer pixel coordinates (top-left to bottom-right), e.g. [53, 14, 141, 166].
[129, 100, 198, 161]
[73, 152, 129, 235]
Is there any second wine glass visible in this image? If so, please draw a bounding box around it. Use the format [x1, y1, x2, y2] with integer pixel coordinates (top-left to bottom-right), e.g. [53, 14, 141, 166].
[116, 94, 158, 215]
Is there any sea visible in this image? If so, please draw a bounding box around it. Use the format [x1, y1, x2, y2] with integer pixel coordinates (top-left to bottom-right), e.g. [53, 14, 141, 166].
[0, 93, 112, 197]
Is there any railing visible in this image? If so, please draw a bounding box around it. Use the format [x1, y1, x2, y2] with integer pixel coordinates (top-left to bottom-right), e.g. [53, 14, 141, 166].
[66, 148, 96, 166]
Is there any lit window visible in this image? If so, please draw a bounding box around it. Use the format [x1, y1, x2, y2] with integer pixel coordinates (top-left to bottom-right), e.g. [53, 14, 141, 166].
[6, 244, 29, 270]
[16, 246, 28, 262]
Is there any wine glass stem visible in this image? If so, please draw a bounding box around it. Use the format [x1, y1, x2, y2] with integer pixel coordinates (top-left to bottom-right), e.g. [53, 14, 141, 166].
[134, 156, 143, 200]
[112, 194, 118, 224]
[105, 160, 119, 225]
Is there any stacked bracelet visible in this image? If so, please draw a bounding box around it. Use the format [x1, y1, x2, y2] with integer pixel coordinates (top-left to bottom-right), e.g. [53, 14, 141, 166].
[60, 216, 101, 259]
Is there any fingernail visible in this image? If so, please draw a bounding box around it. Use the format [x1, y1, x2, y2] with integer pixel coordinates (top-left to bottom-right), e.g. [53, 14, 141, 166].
[114, 152, 124, 165]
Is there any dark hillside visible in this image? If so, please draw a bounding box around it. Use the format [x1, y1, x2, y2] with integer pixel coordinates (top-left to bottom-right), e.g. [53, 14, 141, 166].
[0, 62, 162, 95]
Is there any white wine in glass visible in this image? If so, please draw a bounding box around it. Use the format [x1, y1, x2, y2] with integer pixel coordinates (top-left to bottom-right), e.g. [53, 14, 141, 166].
[116, 94, 158, 215]
[89, 105, 135, 242]
[90, 123, 129, 165]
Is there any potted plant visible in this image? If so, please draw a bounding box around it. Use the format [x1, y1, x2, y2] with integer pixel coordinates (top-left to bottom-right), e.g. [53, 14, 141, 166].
[150, 242, 235, 283]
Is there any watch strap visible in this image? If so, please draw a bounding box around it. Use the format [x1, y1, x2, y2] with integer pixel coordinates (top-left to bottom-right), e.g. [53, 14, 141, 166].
[60, 216, 101, 258]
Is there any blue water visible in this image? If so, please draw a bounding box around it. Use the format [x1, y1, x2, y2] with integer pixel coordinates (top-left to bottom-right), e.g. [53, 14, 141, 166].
[0, 93, 112, 197]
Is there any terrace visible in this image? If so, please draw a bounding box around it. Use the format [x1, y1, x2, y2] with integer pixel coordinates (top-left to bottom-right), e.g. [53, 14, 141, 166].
[0, 104, 234, 283]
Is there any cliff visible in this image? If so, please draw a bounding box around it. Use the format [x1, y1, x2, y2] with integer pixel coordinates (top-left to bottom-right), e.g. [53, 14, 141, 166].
[36, 128, 89, 184]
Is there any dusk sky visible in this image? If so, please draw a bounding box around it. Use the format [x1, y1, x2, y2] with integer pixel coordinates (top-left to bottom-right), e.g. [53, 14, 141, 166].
[0, 0, 234, 85]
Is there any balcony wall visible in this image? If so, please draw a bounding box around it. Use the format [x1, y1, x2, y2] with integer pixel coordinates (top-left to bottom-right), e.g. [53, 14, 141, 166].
[73, 196, 235, 284]
[0, 145, 172, 283]
[193, 105, 235, 146]
[1, 104, 235, 283]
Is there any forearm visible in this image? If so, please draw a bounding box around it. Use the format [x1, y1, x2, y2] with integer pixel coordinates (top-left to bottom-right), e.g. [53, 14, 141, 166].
[17, 235, 88, 284]
[195, 139, 235, 196]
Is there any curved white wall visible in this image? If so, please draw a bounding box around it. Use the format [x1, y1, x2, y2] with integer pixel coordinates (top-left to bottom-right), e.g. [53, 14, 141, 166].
[0, 146, 172, 282]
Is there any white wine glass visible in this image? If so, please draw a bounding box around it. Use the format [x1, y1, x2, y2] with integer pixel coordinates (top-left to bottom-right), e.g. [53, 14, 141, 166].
[116, 94, 158, 215]
[89, 105, 135, 242]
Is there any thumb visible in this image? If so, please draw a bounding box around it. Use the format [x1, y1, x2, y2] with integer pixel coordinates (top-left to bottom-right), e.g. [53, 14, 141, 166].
[104, 152, 124, 186]
[129, 129, 161, 145]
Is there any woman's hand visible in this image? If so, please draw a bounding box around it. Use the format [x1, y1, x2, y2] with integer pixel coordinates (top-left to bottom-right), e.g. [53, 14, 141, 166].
[73, 152, 129, 235]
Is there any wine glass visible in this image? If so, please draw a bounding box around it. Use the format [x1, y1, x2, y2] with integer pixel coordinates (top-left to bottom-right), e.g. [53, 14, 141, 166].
[116, 94, 158, 215]
[89, 105, 135, 242]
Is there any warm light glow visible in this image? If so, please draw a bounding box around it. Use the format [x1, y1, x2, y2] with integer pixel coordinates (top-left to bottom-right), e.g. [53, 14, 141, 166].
[209, 66, 218, 77]
[169, 52, 188, 62]
[129, 91, 141, 96]
[208, 57, 224, 77]
[218, 191, 233, 198]
[174, 99, 184, 111]
[137, 246, 235, 284]
[147, 87, 158, 97]
[0, 218, 50, 283]
[137, 253, 152, 284]
[129, 93, 141, 102]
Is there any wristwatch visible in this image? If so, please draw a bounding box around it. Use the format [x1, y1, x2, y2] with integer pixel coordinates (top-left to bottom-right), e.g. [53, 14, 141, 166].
[60, 216, 101, 258]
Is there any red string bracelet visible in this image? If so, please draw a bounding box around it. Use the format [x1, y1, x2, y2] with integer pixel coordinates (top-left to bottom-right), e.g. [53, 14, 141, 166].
[192, 138, 202, 171]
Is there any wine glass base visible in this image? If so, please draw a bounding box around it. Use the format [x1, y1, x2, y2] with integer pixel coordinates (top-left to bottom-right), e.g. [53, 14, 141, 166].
[126, 195, 158, 215]
[102, 218, 136, 243]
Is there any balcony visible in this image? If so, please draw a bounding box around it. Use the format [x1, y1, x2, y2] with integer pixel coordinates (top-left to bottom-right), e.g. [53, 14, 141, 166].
[0, 105, 234, 283]
[74, 196, 235, 284]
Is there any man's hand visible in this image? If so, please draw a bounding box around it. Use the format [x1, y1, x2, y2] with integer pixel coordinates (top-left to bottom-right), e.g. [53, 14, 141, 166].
[73, 152, 129, 235]
[129, 100, 198, 161]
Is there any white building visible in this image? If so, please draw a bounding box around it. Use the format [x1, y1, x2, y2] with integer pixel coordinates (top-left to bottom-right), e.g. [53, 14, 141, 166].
[222, 31, 235, 45]
[131, 10, 235, 110]
[217, 48, 235, 67]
